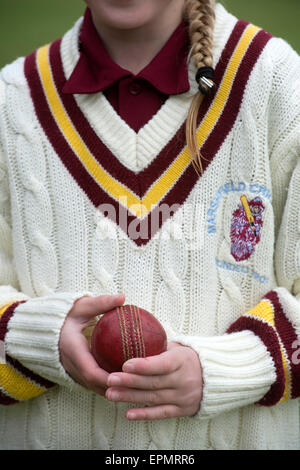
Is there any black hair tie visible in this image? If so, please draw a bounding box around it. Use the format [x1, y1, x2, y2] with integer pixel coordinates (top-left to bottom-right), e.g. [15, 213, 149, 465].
[195, 66, 215, 95]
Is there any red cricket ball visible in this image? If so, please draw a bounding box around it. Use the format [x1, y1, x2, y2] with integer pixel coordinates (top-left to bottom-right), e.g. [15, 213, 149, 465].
[91, 305, 167, 373]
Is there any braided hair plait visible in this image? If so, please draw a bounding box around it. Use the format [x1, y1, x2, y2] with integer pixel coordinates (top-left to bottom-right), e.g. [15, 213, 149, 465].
[185, 0, 216, 174]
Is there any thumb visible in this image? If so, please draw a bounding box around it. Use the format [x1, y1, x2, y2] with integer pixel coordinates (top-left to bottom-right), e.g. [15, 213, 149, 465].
[95, 293, 126, 315]
[71, 293, 126, 322]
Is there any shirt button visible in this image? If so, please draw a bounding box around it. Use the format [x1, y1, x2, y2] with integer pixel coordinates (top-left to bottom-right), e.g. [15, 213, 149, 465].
[129, 81, 142, 96]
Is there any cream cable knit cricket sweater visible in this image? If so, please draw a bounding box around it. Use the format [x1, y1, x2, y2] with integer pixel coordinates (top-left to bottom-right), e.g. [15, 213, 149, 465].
[0, 4, 300, 449]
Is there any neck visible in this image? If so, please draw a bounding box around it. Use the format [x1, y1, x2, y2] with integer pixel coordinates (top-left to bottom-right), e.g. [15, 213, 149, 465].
[90, 6, 184, 75]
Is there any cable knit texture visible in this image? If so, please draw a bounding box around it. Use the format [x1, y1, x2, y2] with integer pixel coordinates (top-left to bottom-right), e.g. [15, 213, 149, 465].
[0, 4, 299, 449]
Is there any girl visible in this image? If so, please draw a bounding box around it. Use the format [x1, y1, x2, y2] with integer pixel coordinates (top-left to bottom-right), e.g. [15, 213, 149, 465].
[0, 0, 299, 450]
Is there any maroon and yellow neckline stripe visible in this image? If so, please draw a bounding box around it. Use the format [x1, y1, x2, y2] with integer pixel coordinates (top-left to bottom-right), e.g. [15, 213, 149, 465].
[24, 20, 272, 246]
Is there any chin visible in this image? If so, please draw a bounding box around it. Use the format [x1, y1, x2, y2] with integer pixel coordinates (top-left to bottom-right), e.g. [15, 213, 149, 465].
[88, 1, 164, 32]
[102, 15, 150, 31]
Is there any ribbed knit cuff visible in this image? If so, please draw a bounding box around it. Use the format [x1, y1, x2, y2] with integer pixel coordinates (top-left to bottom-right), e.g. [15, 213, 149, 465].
[228, 289, 300, 406]
[164, 327, 276, 420]
[5, 291, 94, 390]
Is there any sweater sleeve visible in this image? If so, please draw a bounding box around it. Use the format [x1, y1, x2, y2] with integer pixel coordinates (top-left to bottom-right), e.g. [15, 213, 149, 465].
[0, 83, 93, 404]
[165, 37, 300, 420]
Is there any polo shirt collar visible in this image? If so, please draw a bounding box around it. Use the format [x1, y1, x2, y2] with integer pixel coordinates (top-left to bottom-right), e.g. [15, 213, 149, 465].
[63, 8, 190, 95]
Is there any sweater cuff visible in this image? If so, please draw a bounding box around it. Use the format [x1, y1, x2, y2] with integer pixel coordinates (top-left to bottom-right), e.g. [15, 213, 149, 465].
[164, 326, 276, 420]
[5, 291, 94, 390]
[228, 289, 300, 406]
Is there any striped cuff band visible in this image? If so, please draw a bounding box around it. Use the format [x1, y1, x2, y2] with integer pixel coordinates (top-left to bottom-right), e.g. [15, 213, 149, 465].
[227, 290, 300, 406]
[0, 300, 55, 405]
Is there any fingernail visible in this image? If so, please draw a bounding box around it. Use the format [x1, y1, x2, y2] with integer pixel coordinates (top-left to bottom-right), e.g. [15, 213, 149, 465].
[123, 362, 134, 372]
[108, 375, 121, 386]
[114, 293, 125, 301]
[127, 411, 136, 420]
[108, 390, 120, 401]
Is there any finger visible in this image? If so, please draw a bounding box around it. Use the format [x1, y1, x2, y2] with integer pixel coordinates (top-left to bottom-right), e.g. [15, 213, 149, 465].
[74, 293, 126, 321]
[105, 386, 177, 406]
[122, 348, 180, 376]
[64, 332, 109, 390]
[126, 405, 182, 421]
[95, 293, 126, 315]
[62, 355, 106, 396]
[107, 371, 176, 390]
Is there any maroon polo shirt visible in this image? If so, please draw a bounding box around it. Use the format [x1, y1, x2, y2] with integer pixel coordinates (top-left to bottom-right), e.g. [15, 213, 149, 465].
[63, 8, 190, 132]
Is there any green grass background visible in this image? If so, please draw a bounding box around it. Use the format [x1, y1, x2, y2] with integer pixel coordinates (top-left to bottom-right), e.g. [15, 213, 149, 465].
[0, 0, 299, 68]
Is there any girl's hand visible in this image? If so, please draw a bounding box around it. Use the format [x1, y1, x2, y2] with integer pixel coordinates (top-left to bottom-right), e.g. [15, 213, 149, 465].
[105, 342, 203, 420]
[59, 293, 125, 396]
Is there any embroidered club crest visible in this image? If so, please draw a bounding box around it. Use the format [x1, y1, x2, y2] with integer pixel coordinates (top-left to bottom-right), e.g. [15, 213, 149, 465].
[230, 196, 264, 262]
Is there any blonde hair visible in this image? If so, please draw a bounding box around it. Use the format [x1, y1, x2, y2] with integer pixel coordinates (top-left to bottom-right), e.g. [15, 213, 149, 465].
[184, 0, 216, 175]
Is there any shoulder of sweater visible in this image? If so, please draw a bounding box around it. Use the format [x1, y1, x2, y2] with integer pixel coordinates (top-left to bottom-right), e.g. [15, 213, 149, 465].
[264, 36, 300, 111]
[265, 35, 300, 68]
[0, 56, 26, 131]
[0, 57, 26, 91]
[0, 57, 28, 172]
[0, 15, 83, 97]
[214, 5, 300, 107]
[265, 37, 300, 170]
[263, 35, 300, 92]
[0, 58, 27, 137]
